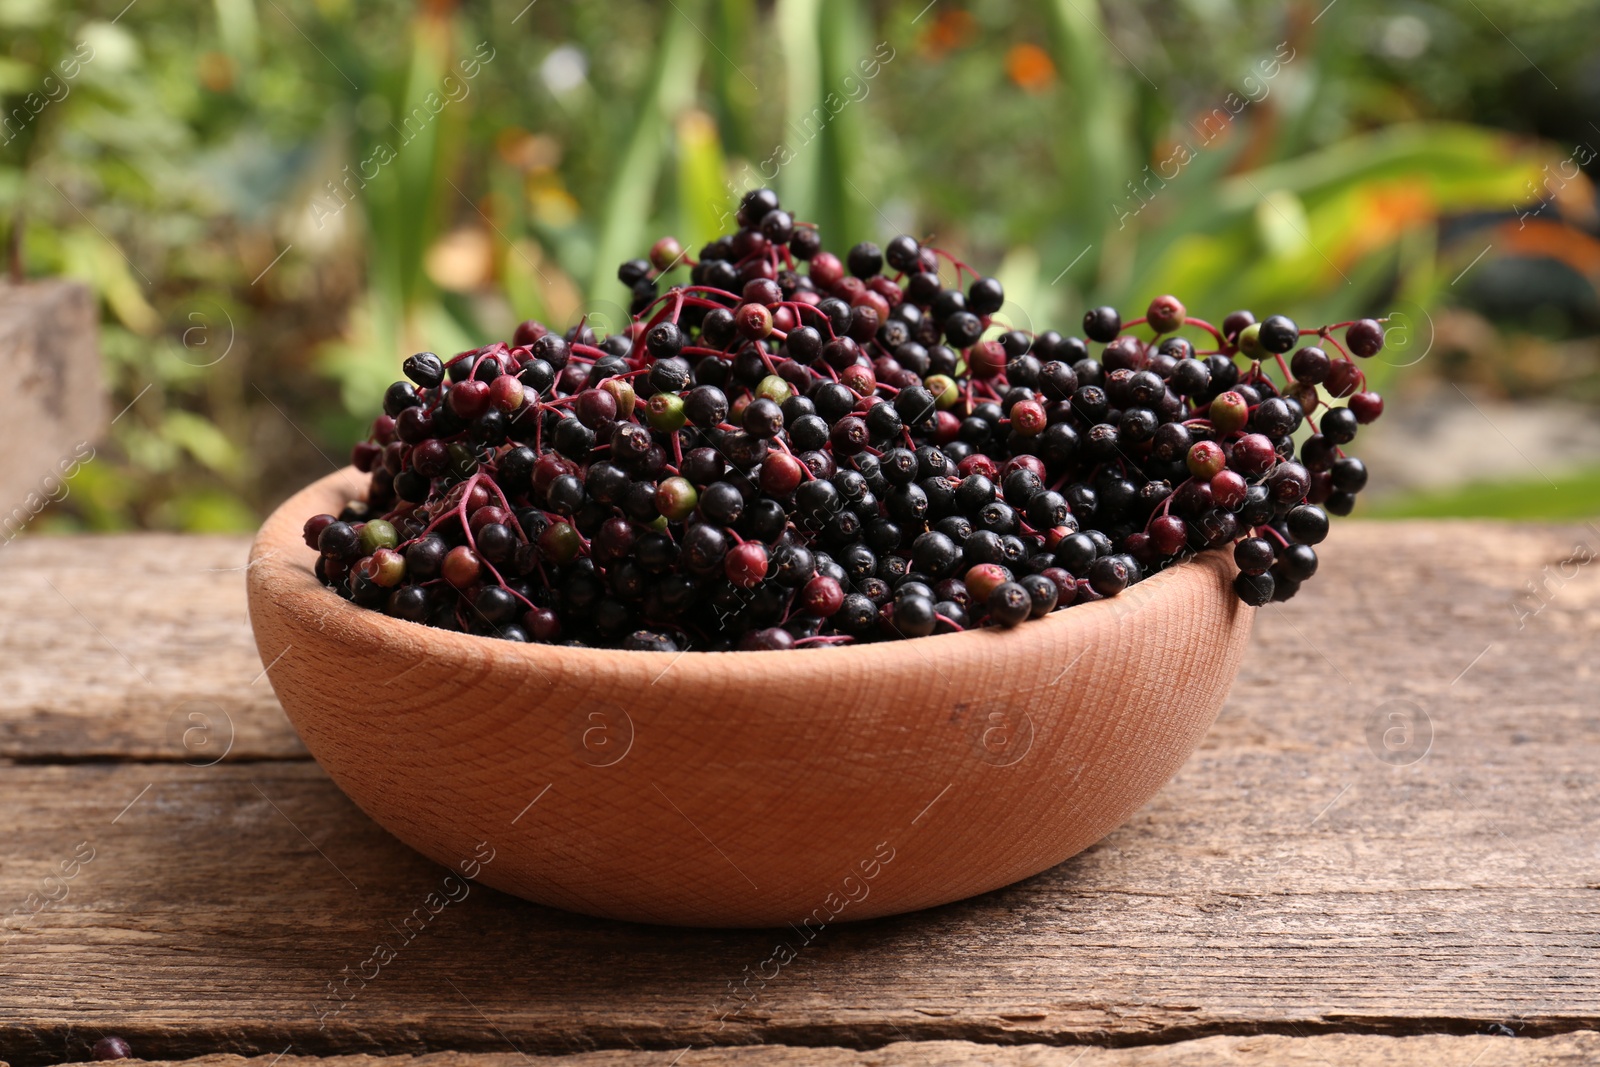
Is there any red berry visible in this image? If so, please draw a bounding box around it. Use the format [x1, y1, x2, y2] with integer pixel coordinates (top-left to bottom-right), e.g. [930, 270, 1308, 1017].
[725, 541, 769, 588]
[524, 607, 562, 642]
[801, 574, 845, 616]
[759, 451, 805, 496]
[442, 546, 482, 589]
[1041, 567, 1078, 608]
[1346, 318, 1384, 357]
[1325, 360, 1364, 398]
[1228, 433, 1277, 477]
[867, 275, 903, 305]
[1124, 531, 1158, 566]
[1009, 399, 1047, 437]
[1186, 440, 1226, 480]
[488, 374, 525, 413]
[302, 514, 336, 550]
[575, 388, 618, 428]
[1349, 391, 1384, 424]
[1146, 294, 1187, 334]
[649, 236, 683, 271]
[968, 340, 1006, 379]
[964, 563, 1012, 604]
[840, 363, 876, 397]
[532, 452, 574, 493]
[363, 548, 406, 587]
[512, 319, 548, 347]
[1149, 515, 1188, 556]
[351, 441, 380, 472]
[809, 251, 844, 289]
[1210, 469, 1248, 510]
[468, 505, 508, 534]
[448, 379, 490, 420]
[1001, 454, 1047, 482]
[1307, 469, 1334, 505]
[959, 453, 1000, 481]
[735, 302, 774, 339]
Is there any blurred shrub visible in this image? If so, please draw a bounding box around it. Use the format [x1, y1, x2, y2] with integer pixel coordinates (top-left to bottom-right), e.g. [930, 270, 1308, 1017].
[1, 0, 1594, 530]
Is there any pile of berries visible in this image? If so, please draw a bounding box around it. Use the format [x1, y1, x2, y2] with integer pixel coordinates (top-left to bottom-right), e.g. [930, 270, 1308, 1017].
[303, 187, 1384, 651]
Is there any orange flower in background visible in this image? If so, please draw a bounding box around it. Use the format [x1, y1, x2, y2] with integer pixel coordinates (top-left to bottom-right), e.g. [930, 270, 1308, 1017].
[1496, 218, 1600, 288]
[1005, 43, 1056, 93]
[197, 52, 234, 93]
[1334, 180, 1435, 269]
[496, 128, 563, 173]
[921, 8, 976, 58]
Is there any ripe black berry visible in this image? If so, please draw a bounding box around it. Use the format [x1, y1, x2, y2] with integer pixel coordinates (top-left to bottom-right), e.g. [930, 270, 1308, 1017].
[737, 188, 781, 228]
[1087, 555, 1134, 596]
[789, 226, 821, 259]
[1258, 315, 1299, 353]
[1320, 407, 1359, 445]
[885, 235, 921, 273]
[1234, 571, 1274, 606]
[403, 351, 444, 388]
[988, 582, 1031, 627]
[943, 311, 983, 348]
[1083, 306, 1121, 343]
[968, 276, 1004, 316]
[847, 242, 883, 278]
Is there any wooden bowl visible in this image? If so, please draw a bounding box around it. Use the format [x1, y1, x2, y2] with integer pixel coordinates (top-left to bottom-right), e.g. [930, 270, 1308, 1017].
[248, 468, 1254, 927]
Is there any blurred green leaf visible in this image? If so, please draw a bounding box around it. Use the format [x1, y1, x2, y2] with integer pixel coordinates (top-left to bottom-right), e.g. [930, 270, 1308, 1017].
[675, 108, 730, 251]
[152, 488, 259, 532]
[587, 1, 706, 306]
[816, 0, 877, 246]
[707, 0, 756, 159]
[1366, 468, 1600, 520]
[162, 409, 244, 477]
[1046, 0, 1137, 293]
[774, 0, 823, 222]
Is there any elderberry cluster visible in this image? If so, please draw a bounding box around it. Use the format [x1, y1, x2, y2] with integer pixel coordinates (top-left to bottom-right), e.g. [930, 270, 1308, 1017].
[304, 187, 1385, 651]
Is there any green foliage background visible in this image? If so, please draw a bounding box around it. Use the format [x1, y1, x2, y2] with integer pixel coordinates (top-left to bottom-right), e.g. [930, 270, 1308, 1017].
[2, 0, 1596, 529]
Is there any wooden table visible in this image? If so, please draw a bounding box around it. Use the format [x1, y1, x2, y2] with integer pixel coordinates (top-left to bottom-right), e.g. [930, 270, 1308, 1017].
[3, 522, 1598, 1066]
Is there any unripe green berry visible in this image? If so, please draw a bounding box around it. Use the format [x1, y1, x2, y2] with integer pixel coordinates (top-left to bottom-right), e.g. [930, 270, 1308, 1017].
[358, 519, 398, 555]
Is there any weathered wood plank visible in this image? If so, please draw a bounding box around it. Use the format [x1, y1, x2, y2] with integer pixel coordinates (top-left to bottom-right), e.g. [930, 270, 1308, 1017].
[0, 534, 305, 762]
[1, 521, 1597, 1066]
[0, 280, 103, 532]
[51, 1033, 1600, 1065]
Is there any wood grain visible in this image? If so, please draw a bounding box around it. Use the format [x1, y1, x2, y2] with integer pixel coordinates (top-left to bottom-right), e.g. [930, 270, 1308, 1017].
[2, 520, 1598, 1066]
[51, 1033, 1600, 1065]
[0, 534, 305, 763]
[0, 280, 103, 525]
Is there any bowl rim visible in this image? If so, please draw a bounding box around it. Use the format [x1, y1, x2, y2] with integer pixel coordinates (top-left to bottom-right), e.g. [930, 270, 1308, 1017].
[250, 466, 1238, 669]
